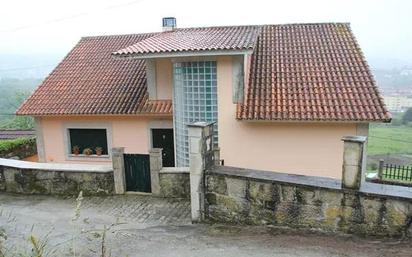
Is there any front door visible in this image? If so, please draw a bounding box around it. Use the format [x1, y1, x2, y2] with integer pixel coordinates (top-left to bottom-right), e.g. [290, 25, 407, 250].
[152, 129, 175, 167]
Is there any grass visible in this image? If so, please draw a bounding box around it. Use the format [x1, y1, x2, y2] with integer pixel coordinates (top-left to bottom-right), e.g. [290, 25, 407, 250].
[367, 122, 412, 183]
[367, 124, 412, 155]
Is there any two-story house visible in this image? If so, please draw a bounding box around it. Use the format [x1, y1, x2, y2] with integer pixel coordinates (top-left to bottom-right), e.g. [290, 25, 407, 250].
[17, 18, 390, 179]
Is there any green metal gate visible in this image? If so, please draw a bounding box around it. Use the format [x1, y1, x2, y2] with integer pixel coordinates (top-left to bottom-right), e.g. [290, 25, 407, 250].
[124, 153, 151, 192]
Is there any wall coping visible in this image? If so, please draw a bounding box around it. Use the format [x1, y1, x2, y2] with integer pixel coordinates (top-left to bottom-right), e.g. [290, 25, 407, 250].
[0, 158, 113, 173]
[160, 167, 190, 174]
[209, 166, 412, 202]
[187, 121, 215, 128]
[360, 182, 412, 200]
[209, 166, 341, 190]
[341, 135, 367, 143]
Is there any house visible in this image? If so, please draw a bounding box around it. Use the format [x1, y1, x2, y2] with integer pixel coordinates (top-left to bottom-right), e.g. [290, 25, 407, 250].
[17, 18, 391, 179]
[0, 129, 35, 140]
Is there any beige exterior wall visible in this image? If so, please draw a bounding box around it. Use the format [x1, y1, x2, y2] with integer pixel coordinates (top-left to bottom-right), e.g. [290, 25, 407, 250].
[216, 56, 362, 179]
[38, 116, 172, 164]
[155, 59, 173, 99]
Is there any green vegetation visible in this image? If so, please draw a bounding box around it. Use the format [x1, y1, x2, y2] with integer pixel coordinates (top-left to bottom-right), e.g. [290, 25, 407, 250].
[0, 137, 35, 154]
[403, 107, 412, 124]
[0, 78, 39, 129]
[368, 124, 412, 155]
[367, 112, 412, 182]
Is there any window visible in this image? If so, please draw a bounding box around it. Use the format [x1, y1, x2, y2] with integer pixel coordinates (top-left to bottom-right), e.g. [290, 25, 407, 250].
[173, 61, 218, 167]
[68, 128, 108, 156]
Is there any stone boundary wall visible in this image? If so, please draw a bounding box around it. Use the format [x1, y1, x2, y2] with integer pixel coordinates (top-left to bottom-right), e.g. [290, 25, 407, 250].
[0, 158, 114, 196]
[0, 137, 37, 159]
[205, 166, 412, 238]
[159, 167, 190, 198]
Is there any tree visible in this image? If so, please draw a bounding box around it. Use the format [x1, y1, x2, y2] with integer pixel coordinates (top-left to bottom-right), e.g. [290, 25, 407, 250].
[0, 90, 34, 129]
[0, 116, 34, 129]
[402, 107, 412, 124]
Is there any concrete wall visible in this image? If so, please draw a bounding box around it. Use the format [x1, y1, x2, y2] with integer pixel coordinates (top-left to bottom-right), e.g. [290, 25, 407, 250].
[37, 116, 172, 163]
[206, 168, 412, 238]
[0, 158, 113, 196]
[216, 56, 363, 179]
[159, 168, 190, 198]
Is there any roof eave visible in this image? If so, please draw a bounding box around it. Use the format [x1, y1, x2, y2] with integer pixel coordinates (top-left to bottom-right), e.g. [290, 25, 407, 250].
[236, 118, 392, 124]
[112, 49, 254, 60]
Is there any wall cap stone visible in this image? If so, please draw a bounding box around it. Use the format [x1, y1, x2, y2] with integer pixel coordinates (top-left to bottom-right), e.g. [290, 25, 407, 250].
[341, 136, 367, 143]
[360, 182, 412, 201]
[209, 166, 412, 202]
[160, 167, 190, 173]
[210, 165, 341, 190]
[187, 121, 215, 128]
[0, 158, 113, 173]
[111, 147, 125, 154]
[149, 148, 162, 154]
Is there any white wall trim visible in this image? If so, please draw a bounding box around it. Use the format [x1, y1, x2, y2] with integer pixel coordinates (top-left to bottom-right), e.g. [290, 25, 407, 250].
[34, 117, 46, 162]
[114, 50, 252, 60]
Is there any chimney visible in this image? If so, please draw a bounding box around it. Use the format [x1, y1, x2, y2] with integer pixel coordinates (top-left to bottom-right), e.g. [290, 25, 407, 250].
[162, 17, 177, 32]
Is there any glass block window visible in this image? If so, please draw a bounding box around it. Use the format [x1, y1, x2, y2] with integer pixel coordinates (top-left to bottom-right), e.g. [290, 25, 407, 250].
[173, 61, 218, 167]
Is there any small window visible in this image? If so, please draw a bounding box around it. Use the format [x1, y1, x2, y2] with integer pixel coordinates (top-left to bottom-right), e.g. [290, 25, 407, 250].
[68, 128, 108, 156]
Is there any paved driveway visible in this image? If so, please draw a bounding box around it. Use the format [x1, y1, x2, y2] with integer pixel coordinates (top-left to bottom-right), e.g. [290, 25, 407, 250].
[0, 193, 411, 257]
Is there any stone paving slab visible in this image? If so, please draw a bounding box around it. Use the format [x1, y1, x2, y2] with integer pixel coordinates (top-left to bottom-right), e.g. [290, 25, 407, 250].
[0, 193, 411, 257]
[81, 195, 191, 225]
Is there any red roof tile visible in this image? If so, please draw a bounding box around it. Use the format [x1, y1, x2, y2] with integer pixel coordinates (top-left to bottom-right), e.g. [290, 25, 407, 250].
[17, 33, 172, 116]
[237, 23, 391, 122]
[113, 26, 260, 57]
[18, 23, 390, 122]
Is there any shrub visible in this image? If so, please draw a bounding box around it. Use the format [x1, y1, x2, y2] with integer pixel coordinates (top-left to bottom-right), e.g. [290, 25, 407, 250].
[402, 107, 412, 124]
[0, 137, 35, 155]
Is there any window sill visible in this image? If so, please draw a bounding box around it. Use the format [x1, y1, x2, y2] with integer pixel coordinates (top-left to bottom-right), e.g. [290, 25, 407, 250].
[67, 154, 111, 162]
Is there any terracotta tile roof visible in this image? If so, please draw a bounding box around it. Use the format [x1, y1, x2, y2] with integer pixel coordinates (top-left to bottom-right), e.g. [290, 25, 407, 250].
[18, 23, 390, 122]
[237, 23, 391, 122]
[113, 26, 260, 57]
[17, 33, 172, 116]
[0, 129, 35, 140]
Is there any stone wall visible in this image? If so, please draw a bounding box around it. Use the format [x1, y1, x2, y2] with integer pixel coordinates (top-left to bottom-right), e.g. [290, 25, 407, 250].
[0, 137, 37, 159]
[205, 167, 412, 238]
[0, 158, 114, 196]
[159, 168, 190, 198]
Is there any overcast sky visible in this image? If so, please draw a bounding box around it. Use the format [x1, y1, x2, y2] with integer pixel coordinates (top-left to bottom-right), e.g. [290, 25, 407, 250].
[0, 0, 411, 66]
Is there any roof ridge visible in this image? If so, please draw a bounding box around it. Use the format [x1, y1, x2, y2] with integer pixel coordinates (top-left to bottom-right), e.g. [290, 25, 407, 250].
[81, 32, 159, 40]
[79, 22, 351, 40]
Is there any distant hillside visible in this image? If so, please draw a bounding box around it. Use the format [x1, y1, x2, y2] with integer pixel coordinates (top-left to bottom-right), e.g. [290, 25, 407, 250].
[0, 78, 41, 126]
[0, 53, 61, 79]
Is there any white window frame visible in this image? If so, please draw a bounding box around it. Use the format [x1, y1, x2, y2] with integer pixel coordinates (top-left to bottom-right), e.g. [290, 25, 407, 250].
[63, 122, 113, 161]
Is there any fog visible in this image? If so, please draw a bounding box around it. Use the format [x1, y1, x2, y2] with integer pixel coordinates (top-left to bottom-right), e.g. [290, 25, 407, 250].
[0, 0, 411, 67]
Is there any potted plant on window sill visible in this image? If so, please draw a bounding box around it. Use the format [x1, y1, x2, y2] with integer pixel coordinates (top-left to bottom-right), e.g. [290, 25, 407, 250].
[95, 146, 103, 156]
[72, 145, 80, 155]
[83, 148, 93, 156]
